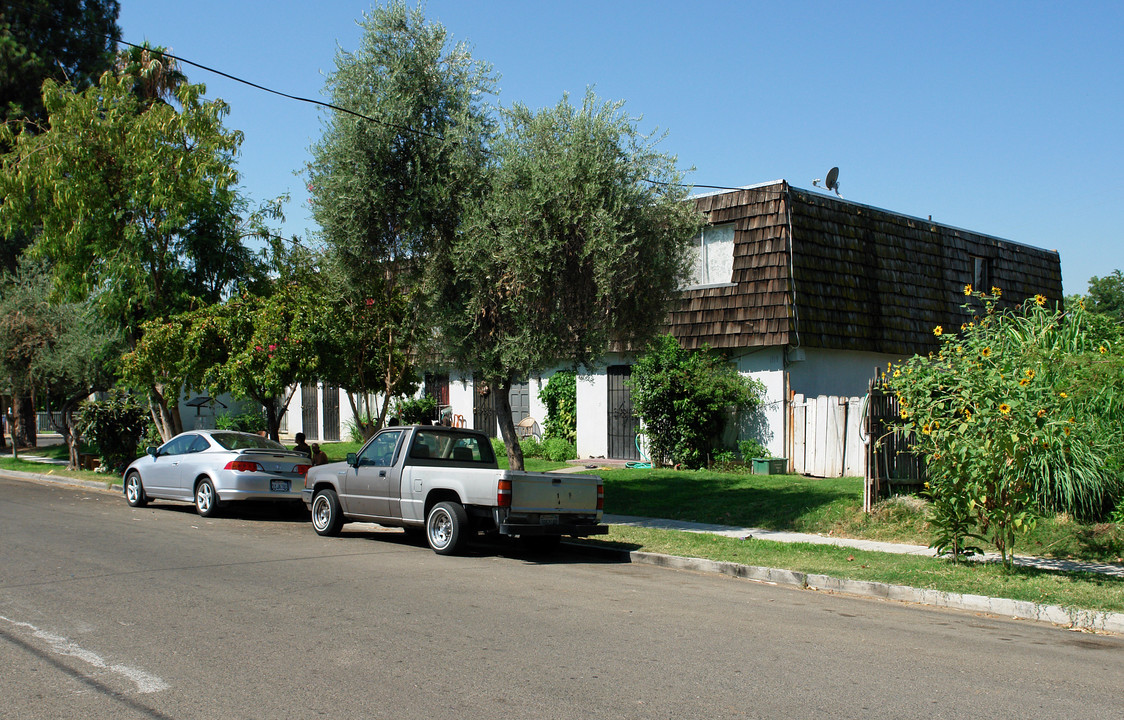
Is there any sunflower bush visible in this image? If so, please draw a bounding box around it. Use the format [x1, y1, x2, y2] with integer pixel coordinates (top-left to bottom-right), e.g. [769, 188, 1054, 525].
[885, 288, 1124, 568]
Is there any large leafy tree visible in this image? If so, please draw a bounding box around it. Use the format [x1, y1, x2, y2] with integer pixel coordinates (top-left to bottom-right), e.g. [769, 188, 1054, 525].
[1, 0, 121, 273]
[204, 286, 321, 442]
[1085, 269, 1124, 322]
[0, 261, 119, 464]
[307, 1, 495, 427]
[0, 59, 266, 438]
[0, 0, 120, 127]
[429, 91, 702, 469]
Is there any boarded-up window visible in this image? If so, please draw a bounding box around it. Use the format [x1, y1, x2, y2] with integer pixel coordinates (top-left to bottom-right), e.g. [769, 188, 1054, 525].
[685, 222, 735, 287]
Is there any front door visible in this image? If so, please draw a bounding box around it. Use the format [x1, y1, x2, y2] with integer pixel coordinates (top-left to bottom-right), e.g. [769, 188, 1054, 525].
[607, 365, 640, 461]
[473, 376, 497, 438]
[343, 429, 404, 518]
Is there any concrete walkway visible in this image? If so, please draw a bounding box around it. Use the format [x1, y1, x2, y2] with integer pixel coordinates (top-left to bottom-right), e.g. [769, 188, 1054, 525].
[15, 454, 69, 466]
[603, 514, 1124, 578]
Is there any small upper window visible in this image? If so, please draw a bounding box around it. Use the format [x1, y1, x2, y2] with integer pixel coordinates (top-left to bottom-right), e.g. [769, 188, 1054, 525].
[971, 255, 992, 292]
[684, 223, 735, 288]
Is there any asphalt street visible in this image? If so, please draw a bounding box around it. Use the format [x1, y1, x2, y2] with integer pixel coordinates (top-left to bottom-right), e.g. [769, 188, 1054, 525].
[1, 475, 1122, 719]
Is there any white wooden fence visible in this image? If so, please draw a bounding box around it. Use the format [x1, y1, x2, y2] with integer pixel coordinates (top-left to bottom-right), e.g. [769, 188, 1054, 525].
[788, 394, 866, 478]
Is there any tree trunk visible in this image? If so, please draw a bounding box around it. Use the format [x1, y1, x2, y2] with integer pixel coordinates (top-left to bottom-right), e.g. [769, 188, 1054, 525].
[0, 394, 7, 449]
[150, 385, 183, 441]
[345, 392, 377, 440]
[265, 400, 281, 443]
[493, 376, 525, 471]
[17, 394, 36, 448]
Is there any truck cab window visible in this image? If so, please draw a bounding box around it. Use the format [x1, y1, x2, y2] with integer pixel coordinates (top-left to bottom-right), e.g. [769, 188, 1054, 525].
[358, 430, 403, 467]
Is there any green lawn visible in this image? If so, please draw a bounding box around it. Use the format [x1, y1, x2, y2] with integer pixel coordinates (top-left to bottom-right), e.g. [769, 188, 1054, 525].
[580, 525, 1124, 614]
[594, 467, 1124, 564]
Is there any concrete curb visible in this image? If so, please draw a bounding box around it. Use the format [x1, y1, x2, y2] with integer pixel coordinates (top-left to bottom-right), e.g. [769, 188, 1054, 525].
[619, 549, 1124, 635]
[0, 468, 121, 494]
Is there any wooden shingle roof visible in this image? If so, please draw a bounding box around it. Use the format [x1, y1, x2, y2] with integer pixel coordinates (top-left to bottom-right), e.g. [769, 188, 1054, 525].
[666, 182, 1064, 357]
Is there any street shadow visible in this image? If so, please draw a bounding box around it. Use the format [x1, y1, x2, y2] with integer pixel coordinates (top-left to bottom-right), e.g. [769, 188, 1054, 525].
[143, 499, 310, 524]
[337, 526, 633, 565]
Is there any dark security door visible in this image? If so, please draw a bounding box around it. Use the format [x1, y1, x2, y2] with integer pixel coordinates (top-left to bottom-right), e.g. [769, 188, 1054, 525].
[607, 365, 640, 461]
[301, 384, 319, 441]
[323, 386, 340, 441]
[473, 376, 497, 438]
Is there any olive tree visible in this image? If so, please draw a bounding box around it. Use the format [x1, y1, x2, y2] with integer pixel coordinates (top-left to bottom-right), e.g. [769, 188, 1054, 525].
[428, 91, 702, 470]
[307, 1, 495, 430]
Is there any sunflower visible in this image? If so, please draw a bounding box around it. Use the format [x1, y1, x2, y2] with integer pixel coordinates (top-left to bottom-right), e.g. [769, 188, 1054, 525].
[981, 347, 992, 357]
[991, 286, 1002, 297]
[963, 284, 973, 296]
[999, 403, 1011, 415]
[1035, 294, 1047, 307]
[933, 326, 943, 337]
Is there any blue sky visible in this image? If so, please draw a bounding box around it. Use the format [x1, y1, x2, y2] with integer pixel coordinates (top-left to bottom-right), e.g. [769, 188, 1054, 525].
[118, 1, 1124, 295]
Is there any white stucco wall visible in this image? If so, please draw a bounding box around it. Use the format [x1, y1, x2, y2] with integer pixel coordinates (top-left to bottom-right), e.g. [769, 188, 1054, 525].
[731, 347, 787, 458]
[786, 348, 898, 399]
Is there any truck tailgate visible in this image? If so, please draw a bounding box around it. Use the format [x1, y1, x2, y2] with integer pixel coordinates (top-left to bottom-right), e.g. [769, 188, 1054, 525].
[507, 471, 601, 514]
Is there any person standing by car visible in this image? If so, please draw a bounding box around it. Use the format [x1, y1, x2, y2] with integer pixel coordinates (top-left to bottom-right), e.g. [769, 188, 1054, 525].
[310, 443, 329, 466]
[293, 432, 311, 458]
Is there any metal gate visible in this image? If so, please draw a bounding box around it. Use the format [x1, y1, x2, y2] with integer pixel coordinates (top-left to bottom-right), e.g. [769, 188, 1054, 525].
[425, 373, 450, 422]
[301, 384, 319, 440]
[607, 365, 640, 461]
[322, 385, 340, 441]
[864, 369, 926, 510]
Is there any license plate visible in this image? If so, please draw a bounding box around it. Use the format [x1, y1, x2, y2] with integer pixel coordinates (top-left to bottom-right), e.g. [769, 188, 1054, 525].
[541, 514, 558, 525]
[270, 480, 290, 492]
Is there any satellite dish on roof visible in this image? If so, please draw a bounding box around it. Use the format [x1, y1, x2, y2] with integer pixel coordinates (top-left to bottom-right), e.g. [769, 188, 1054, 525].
[813, 167, 842, 197]
[825, 167, 839, 192]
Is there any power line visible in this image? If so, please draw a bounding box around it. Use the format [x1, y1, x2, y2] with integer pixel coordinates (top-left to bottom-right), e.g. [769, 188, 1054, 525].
[112, 40, 747, 193]
[9, 0, 747, 192]
[114, 38, 447, 143]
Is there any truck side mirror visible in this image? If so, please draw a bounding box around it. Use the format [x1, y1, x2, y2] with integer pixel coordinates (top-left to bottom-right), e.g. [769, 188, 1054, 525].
[346, 452, 357, 467]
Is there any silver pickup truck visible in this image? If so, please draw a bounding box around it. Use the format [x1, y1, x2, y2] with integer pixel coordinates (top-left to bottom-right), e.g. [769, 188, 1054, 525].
[301, 425, 607, 554]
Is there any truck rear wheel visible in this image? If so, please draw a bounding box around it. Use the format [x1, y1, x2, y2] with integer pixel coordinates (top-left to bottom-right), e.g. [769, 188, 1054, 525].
[311, 489, 343, 536]
[426, 501, 468, 555]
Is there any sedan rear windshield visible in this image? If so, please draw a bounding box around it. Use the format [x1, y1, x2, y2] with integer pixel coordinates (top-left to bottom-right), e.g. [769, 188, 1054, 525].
[210, 432, 287, 452]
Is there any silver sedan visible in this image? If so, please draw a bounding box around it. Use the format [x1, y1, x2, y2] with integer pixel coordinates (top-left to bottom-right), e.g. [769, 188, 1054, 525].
[122, 430, 312, 517]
